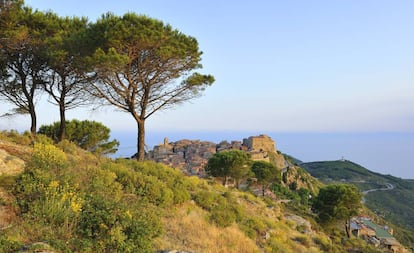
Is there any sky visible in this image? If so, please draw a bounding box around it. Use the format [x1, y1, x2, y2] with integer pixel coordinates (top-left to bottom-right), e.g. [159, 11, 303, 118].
[1, 1, 414, 178]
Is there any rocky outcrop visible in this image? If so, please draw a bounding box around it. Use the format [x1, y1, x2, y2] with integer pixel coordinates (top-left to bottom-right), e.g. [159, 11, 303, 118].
[0, 146, 25, 176]
[282, 165, 322, 194]
[285, 215, 313, 234]
[19, 242, 57, 253]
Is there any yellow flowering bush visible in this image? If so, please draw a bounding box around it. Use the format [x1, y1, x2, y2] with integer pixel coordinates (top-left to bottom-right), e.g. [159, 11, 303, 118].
[30, 179, 85, 241]
[44, 180, 84, 216]
[30, 143, 67, 170]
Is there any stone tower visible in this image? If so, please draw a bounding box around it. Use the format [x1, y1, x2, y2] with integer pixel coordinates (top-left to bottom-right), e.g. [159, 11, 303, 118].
[242, 135, 276, 153]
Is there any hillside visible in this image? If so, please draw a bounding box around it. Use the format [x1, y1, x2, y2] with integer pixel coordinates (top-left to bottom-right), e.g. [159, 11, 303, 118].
[301, 160, 388, 184]
[0, 131, 399, 252]
[302, 160, 414, 250]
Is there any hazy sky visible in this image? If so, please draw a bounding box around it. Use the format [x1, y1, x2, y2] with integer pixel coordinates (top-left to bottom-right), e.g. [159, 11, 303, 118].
[2, 0, 413, 133]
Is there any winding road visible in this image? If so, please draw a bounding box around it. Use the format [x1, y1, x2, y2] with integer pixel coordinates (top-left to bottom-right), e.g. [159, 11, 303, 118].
[362, 183, 394, 195]
[361, 183, 394, 204]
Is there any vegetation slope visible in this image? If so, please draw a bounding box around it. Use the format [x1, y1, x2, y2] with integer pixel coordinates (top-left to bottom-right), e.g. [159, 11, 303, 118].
[0, 131, 384, 252]
[302, 160, 414, 251]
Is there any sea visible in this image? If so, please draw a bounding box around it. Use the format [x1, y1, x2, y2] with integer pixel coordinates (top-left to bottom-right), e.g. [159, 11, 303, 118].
[111, 131, 414, 180]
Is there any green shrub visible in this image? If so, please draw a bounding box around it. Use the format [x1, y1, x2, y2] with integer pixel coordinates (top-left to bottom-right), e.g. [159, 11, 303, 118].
[240, 217, 267, 239]
[193, 190, 244, 227]
[78, 169, 161, 253]
[0, 130, 32, 145]
[111, 160, 191, 205]
[210, 204, 236, 227]
[13, 168, 83, 242]
[34, 134, 53, 145]
[38, 120, 119, 155]
[0, 235, 23, 253]
[13, 168, 53, 213]
[56, 139, 79, 154]
[28, 143, 67, 171]
[267, 237, 293, 253]
[105, 161, 174, 207]
[171, 178, 191, 204]
[294, 235, 310, 247]
[193, 191, 221, 210]
[312, 235, 331, 252]
[133, 173, 174, 207]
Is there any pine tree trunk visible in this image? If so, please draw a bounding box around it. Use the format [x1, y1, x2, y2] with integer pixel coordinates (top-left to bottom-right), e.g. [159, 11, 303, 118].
[59, 102, 66, 141]
[29, 101, 36, 136]
[136, 121, 145, 161]
[345, 221, 350, 238]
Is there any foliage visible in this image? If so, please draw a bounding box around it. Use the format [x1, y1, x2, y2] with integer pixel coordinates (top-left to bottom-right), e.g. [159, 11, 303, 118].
[10, 141, 162, 252]
[108, 160, 192, 205]
[38, 120, 119, 155]
[77, 168, 162, 252]
[0, 235, 23, 253]
[239, 217, 267, 239]
[0, 132, 403, 253]
[87, 13, 214, 160]
[251, 160, 281, 196]
[28, 143, 67, 171]
[0, 3, 50, 134]
[205, 150, 251, 188]
[40, 15, 92, 141]
[312, 235, 332, 252]
[312, 184, 362, 228]
[0, 130, 32, 145]
[272, 183, 299, 200]
[302, 160, 384, 182]
[303, 160, 414, 248]
[296, 188, 314, 206]
[13, 172, 83, 240]
[193, 190, 244, 227]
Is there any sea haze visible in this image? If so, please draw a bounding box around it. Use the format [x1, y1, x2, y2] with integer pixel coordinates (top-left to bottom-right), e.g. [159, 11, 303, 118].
[111, 131, 414, 180]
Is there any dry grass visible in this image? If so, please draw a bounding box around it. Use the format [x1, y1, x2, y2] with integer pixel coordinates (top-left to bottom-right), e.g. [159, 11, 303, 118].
[0, 189, 17, 230]
[0, 137, 32, 161]
[154, 203, 261, 253]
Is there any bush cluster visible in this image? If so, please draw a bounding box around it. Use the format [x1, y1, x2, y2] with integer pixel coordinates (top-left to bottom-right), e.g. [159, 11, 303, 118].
[193, 190, 244, 227]
[7, 144, 170, 252]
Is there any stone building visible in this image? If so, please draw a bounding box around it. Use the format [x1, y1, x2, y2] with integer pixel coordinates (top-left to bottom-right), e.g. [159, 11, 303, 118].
[350, 217, 408, 253]
[243, 135, 276, 153]
[147, 134, 287, 176]
[242, 135, 286, 168]
[147, 138, 217, 176]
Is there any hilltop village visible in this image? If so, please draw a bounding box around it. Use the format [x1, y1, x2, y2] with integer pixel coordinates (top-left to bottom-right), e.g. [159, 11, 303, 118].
[146, 134, 287, 176]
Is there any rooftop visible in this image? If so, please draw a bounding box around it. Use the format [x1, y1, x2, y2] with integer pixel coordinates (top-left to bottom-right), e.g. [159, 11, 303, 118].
[362, 220, 393, 238]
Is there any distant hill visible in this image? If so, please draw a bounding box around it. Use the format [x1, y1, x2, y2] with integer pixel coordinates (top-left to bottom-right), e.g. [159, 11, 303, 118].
[301, 160, 414, 249]
[301, 160, 387, 183]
